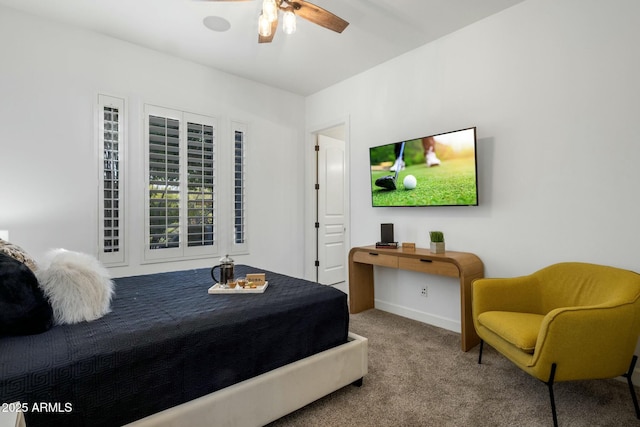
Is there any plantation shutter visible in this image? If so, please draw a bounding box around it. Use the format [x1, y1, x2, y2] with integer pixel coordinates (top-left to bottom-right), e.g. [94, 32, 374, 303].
[148, 115, 181, 250]
[186, 121, 215, 247]
[144, 105, 218, 261]
[98, 94, 126, 265]
[230, 121, 248, 255]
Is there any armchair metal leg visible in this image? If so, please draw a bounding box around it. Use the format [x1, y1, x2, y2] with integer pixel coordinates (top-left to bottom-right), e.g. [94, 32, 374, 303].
[622, 355, 640, 419]
[544, 363, 558, 427]
[477, 353, 639, 424]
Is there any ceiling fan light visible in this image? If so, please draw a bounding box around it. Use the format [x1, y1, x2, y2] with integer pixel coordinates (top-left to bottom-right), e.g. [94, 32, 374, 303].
[263, 0, 278, 22]
[283, 11, 296, 35]
[258, 13, 272, 37]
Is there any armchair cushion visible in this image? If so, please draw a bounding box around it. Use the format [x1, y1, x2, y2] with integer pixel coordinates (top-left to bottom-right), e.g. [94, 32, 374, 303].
[477, 311, 544, 354]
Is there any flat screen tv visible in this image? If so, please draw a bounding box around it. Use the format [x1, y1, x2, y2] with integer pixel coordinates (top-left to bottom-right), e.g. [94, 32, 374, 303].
[369, 127, 478, 207]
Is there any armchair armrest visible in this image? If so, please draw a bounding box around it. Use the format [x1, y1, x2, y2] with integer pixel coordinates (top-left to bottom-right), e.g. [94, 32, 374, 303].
[472, 275, 542, 316]
[531, 302, 640, 381]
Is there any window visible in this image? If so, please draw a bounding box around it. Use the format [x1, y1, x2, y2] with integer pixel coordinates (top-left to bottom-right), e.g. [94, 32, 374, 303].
[230, 121, 248, 254]
[144, 105, 218, 261]
[98, 95, 126, 265]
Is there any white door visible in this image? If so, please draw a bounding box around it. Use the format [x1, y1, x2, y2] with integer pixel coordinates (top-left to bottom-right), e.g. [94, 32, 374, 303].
[317, 134, 346, 285]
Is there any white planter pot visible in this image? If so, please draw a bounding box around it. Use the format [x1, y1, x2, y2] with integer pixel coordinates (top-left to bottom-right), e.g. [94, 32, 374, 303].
[430, 242, 445, 254]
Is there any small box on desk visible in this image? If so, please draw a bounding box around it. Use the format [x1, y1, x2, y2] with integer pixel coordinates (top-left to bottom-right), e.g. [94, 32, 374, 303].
[402, 242, 416, 252]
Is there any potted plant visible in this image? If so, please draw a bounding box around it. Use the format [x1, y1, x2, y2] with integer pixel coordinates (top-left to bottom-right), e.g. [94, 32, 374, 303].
[429, 231, 445, 254]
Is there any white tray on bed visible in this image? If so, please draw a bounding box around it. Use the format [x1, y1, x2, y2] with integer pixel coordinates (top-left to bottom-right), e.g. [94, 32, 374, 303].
[208, 282, 268, 294]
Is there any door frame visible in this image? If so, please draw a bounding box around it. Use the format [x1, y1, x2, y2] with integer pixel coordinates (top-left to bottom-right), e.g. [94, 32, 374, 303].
[303, 117, 350, 284]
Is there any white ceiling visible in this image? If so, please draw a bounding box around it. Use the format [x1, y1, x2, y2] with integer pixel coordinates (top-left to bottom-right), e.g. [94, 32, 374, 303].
[0, 0, 526, 96]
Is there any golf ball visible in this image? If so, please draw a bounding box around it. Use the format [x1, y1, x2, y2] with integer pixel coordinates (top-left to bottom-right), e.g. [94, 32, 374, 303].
[403, 174, 417, 190]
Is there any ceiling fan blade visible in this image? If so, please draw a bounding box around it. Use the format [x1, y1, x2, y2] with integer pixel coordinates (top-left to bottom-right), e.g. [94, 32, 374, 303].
[258, 17, 278, 43]
[293, 0, 349, 33]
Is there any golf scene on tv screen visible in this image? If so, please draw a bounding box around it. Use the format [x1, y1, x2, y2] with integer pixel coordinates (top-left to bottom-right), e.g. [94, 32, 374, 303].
[369, 127, 478, 207]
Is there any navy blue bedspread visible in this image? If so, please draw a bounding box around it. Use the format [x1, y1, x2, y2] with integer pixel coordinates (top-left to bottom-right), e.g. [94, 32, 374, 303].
[0, 265, 349, 426]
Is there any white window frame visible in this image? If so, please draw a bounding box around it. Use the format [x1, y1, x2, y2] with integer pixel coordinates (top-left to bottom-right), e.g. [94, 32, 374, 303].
[97, 94, 127, 266]
[144, 104, 219, 262]
[229, 121, 249, 255]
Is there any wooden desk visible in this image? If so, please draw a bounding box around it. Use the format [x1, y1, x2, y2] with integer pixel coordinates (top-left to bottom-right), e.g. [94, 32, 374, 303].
[348, 245, 484, 352]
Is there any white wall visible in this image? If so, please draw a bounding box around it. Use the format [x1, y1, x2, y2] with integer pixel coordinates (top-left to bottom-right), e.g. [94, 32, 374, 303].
[0, 6, 306, 278]
[305, 0, 640, 330]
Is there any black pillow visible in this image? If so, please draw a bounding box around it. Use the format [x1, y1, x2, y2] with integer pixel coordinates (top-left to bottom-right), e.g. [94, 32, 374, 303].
[0, 252, 53, 336]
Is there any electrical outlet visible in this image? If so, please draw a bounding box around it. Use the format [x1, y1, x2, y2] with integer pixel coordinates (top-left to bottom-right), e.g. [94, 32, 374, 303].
[421, 287, 428, 297]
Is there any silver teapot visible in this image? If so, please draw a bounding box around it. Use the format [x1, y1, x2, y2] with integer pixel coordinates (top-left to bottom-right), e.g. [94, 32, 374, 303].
[211, 254, 234, 285]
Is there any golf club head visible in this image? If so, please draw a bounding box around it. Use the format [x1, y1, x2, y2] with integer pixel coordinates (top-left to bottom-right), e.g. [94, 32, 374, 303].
[375, 175, 397, 190]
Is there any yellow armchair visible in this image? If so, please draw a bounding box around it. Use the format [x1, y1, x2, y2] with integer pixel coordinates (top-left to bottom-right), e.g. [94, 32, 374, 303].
[472, 262, 640, 426]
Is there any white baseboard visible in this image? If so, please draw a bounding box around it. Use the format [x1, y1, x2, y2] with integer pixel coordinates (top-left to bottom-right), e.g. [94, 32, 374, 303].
[374, 300, 461, 334]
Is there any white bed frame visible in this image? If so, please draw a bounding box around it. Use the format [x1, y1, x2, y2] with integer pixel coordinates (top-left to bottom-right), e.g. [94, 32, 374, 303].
[126, 332, 368, 427]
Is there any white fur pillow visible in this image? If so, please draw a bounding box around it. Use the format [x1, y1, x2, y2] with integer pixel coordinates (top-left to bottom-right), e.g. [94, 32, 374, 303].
[36, 249, 114, 325]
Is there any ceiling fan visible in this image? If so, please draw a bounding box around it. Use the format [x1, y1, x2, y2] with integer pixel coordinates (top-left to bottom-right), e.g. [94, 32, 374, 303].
[207, 0, 349, 43]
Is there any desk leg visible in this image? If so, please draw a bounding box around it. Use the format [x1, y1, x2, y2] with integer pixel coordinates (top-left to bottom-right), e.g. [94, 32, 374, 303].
[460, 273, 482, 352]
[349, 262, 375, 313]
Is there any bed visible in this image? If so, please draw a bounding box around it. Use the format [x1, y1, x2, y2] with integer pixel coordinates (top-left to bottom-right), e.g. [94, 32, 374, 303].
[0, 264, 368, 427]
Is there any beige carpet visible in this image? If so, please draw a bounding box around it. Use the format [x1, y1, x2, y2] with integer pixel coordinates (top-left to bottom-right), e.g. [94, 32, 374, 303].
[267, 309, 639, 426]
